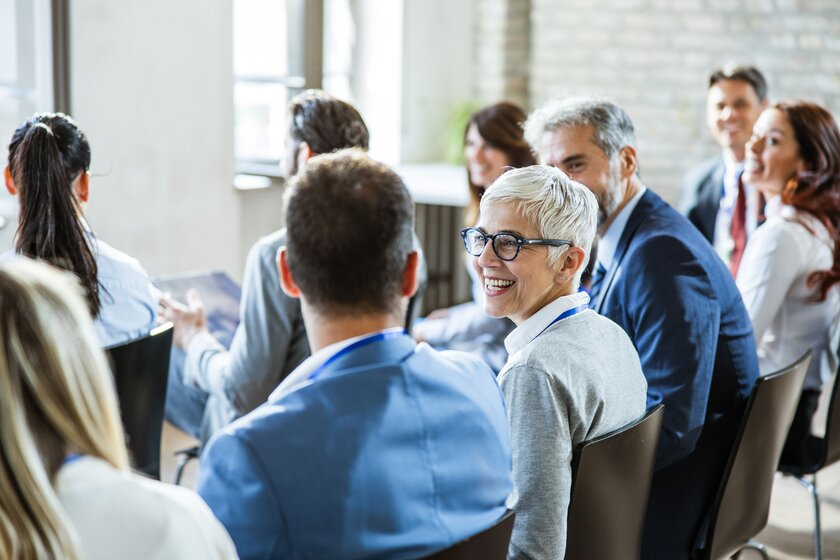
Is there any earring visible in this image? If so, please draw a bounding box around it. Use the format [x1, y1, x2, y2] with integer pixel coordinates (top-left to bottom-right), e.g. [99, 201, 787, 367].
[784, 177, 799, 195]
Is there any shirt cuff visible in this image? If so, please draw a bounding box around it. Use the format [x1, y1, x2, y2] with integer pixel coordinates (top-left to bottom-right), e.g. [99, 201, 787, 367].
[184, 330, 226, 391]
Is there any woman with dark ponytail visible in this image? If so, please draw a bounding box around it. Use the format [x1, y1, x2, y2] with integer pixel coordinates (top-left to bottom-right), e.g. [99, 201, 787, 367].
[2, 113, 156, 346]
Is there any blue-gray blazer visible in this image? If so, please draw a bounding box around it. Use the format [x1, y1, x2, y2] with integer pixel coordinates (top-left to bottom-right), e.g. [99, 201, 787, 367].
[197, 334, 513, 560]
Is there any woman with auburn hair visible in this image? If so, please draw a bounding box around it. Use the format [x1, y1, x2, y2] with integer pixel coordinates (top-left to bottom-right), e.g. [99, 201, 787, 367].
[0, 259, 237, 559]
[414, 102, 536, 372]
[2, 112, 156, 347]
[738, 100, 840, 464]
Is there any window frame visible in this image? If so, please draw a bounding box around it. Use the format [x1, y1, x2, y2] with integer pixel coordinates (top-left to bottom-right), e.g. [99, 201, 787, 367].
[233, 0, 324, 177]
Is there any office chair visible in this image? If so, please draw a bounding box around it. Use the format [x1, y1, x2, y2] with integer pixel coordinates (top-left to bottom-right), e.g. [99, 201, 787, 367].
[693, 352, 811, 560]
[106, 323, 174, 480]
[565, 404, 665, 560]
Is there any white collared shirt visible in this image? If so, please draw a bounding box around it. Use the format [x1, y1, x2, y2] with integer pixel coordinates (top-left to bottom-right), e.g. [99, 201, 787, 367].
[596, 186, 648, 271]
[269, 327, 405, 402]
[504, 290, 590, 359]
[737, 195, 840, 389]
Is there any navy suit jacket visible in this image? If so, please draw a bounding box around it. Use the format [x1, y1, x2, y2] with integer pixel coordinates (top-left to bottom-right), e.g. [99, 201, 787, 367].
[197, 334, 513, 560]
[679, 156, 724, 244]
[591, 189, 759, 559]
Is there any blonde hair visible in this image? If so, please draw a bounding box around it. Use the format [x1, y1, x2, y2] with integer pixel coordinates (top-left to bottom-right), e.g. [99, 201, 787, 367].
[0, 259, 129, 559]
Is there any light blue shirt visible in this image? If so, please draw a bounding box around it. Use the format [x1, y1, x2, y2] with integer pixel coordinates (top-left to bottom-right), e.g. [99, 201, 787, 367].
[597, 186, 647, 270]
[1, 239, 157, 347]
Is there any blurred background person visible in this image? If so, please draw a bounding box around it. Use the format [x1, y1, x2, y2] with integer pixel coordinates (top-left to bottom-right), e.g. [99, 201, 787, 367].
[737, 100, 840, 466]
[1, 113, 156, 347]
[680, 65, 769, 275]
[414, 101, 535, 372]
[0, 259, 236, 560]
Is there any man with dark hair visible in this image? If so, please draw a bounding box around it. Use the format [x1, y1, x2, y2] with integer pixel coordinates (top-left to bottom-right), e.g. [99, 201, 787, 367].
[197, 149, 513, 560]
[526, 96, 759, 560]
[283, 89, 370, 176]
[680, 64, 769, 276]
[162, 91, 372, 442]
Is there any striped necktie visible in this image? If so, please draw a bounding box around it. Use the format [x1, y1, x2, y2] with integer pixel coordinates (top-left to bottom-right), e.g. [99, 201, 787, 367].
[589, 261, 608, 302]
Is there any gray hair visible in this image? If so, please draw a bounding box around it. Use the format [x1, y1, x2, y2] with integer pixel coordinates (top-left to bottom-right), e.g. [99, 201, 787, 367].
[481, 165, 598, 289]
[524, 96, 637, 160]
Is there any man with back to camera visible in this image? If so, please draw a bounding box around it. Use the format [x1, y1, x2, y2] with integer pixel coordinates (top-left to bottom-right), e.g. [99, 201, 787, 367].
[524, 96, 760, 560]
[680, 65, 769, 276]
[162, 91, 399, 444]
[196, 149, 513, 559]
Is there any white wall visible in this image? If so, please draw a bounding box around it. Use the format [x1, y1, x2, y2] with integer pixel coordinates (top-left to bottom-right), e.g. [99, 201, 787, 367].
[351, 0, 474, 165]
[399, 0, 474, 163]
[70, 0, 242, 279]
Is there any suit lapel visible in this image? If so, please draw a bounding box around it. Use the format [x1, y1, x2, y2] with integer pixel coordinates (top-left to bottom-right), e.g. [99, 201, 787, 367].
[594, 190, 658, 313]
[696, 159, 725, 240]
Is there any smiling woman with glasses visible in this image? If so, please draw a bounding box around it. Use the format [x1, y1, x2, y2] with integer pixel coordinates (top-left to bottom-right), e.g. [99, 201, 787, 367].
[473, 165, 647, 559]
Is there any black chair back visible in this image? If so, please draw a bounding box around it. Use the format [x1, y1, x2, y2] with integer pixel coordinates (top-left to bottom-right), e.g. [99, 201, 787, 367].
[565, 404, 665, 560]
[106, 323, 174, 480]
[421, 510, 515, 560]
[697, 351, 811, 560]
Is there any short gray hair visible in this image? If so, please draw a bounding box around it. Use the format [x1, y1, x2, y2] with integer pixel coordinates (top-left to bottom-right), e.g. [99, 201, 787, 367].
[481, 165, 597, 289]
[524, 96, 637, 160]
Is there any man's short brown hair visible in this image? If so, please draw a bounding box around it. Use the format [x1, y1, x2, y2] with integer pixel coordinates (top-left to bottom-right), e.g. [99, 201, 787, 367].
[284, 149, 414, 316]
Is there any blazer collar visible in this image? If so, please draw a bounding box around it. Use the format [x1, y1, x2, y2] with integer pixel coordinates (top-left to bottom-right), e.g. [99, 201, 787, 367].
[593, 189, 662, 312]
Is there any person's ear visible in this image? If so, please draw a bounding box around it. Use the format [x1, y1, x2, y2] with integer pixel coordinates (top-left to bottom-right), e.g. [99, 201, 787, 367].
[75, 171, 90, 203]
[555, 246, 587, 285]
[296, 141, 315, 171]
[4, 166, 16, 196]
[402, 251, 420, 298]
[277, 247, 302, 299]
[618, 145, 638, 180]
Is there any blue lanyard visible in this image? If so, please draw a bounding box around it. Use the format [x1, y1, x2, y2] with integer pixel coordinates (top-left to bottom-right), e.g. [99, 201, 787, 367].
[307, 330, 407, 381]
[63, 453, 83, 466]
[537, 305, 588, 338]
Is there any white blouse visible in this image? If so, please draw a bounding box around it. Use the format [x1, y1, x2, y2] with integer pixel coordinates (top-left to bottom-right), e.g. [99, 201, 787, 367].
[737, 196, 840, 390]
[56, 456, 238, 559]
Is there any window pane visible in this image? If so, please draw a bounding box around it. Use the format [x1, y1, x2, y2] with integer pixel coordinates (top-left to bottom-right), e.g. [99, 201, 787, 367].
[234, 82, 288, 162]
[0, 0, 19, 85]
[234, 0, 287, 79]
[323, 0, 353, 101]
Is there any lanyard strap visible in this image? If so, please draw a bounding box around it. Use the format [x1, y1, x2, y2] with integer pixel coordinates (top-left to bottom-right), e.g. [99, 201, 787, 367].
[308, 330, 407, 381]
[537, 305, 588, 338]
[63, 453, 83, 466]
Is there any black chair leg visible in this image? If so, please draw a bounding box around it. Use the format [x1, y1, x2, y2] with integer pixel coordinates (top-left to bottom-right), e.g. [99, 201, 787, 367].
[173, 445, 200, 485]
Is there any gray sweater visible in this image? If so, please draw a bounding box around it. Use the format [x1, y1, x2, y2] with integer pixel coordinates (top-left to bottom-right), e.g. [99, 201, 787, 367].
[500, 308, 647, 560]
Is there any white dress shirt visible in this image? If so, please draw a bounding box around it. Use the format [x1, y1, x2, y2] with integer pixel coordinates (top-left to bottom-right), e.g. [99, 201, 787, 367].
[713, 156, 759, 263]
[737, 196, 840, 390]
[505, 290, 590, 360]
[56, 456, 237, 560]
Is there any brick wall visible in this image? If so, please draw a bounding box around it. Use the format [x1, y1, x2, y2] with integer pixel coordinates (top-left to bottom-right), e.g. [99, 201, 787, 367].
[475, 0, 840, 203]
[473, 0, 531, 108]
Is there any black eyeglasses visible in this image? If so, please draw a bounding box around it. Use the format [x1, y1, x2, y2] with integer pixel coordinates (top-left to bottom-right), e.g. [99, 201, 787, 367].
[460, 228, 573, 261]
